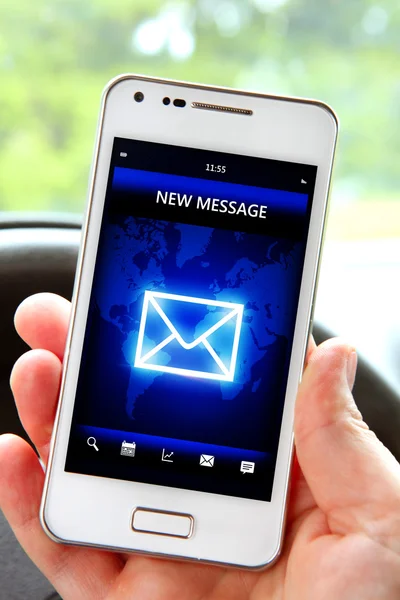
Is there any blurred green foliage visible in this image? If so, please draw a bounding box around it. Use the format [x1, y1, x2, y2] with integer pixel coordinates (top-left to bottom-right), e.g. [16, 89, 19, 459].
[0, 0, 399, 212]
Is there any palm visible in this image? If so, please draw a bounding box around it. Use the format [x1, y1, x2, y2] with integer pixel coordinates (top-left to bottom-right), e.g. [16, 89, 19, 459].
[96, 488, 393, 599]
[1, 294, 400, 600]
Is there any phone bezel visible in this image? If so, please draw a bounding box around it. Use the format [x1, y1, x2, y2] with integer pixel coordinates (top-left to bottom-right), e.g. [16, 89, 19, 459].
[40, 75, 338, 569]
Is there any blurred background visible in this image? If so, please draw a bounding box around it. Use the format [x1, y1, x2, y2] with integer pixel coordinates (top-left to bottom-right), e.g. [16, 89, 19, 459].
[0, 0, 399, 389]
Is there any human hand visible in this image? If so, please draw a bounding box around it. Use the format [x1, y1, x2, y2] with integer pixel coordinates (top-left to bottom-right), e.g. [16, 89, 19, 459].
[1, 293, 400, 600]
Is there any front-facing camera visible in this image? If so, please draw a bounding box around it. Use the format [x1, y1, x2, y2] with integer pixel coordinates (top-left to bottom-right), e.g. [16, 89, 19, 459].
[134, 91, 144, 103]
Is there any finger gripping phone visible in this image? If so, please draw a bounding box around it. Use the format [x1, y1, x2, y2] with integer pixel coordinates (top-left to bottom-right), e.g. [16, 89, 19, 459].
[41, 75, 337, 569]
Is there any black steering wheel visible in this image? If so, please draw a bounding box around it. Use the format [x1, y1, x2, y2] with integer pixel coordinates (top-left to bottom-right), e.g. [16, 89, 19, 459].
[0, 216, 399, 599]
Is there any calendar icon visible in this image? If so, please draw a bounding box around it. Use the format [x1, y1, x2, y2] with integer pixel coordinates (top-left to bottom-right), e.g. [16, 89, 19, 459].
[120, 441, 136, 458]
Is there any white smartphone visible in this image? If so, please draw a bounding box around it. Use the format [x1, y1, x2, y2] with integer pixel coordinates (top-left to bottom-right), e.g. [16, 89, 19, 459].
[41, 74, 337, 569]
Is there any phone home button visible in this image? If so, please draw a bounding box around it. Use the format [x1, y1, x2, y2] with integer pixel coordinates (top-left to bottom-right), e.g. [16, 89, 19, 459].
[132, 507, 194, 539]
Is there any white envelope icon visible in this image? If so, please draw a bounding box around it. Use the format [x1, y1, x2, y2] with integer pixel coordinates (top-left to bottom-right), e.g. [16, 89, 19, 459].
[134, 291, 243, 382]
[200, 454, 215, 467]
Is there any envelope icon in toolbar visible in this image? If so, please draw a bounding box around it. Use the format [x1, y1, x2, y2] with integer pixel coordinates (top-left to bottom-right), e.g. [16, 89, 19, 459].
[134, 291, 244, 382]
[200, 454, 215, 467]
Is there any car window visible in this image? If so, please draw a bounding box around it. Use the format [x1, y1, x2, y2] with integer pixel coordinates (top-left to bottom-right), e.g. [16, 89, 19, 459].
[1, 0, 399, 389]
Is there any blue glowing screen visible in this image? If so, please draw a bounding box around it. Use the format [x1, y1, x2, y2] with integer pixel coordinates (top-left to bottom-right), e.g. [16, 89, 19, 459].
[65, 137, 316, 501]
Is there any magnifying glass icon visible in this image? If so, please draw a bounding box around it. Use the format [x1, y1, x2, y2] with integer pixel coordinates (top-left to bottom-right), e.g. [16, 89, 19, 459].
[87, 436, 99, 451]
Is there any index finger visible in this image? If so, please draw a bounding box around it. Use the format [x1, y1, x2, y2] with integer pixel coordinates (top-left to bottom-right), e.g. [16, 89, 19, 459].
[14, 293, 71, 359]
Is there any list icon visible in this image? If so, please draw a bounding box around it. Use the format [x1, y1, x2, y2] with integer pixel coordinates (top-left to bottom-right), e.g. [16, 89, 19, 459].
[240, 461, 255, 474]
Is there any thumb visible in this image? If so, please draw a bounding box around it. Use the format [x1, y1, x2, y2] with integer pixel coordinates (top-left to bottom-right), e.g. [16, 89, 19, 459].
[294, 338, 400, 552]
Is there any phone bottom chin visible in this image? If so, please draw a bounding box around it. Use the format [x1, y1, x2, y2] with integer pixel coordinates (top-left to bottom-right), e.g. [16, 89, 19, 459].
[42, 518, 280, 570]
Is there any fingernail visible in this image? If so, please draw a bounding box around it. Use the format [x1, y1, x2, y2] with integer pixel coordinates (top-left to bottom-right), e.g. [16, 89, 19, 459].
[346, 350, 357, 390]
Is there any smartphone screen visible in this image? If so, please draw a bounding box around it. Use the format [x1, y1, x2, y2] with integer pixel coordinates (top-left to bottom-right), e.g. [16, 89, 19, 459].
[65, 137, 317, 502]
